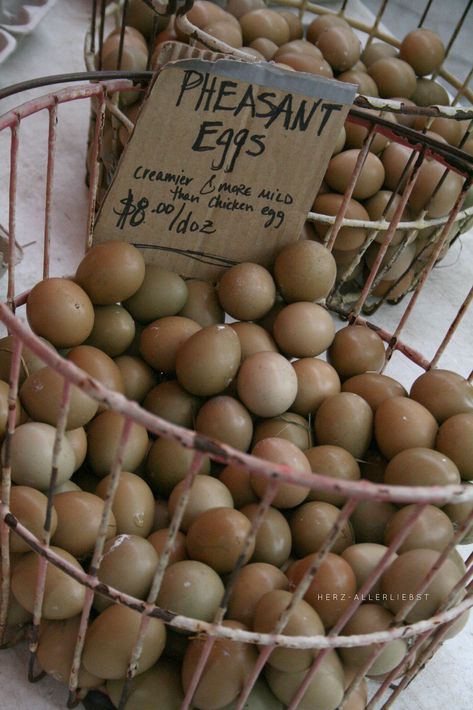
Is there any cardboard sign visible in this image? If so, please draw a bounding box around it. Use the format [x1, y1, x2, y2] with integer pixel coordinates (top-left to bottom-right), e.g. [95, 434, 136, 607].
[94, 56, 356, 280]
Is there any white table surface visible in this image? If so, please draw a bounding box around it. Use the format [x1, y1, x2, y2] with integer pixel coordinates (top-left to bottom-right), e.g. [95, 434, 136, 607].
[0, 1, 472, 708]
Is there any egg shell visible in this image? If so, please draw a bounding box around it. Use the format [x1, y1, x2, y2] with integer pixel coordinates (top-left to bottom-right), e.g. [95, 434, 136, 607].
[9, 486, 58, 554]
[67, 344, 124, 395]
[410, 369, 473, 423]
[182, 620, 258, 709]
[341, 543, 398, 597]
[227, 0, 265, 19]
[146, 437, 210, 497]
[328, 325, 385, 380]
[147, 528, 188, 564]
[273, 302, 336, 358]
[383, 447, 461, 487]
[229, 321, 278, 361]
[325, 149, 385, 200]
[143, 380, 202, 429]
[123, 264, 188, 323]
[95, 471, 155, 537]
[237, 351, 298, 418]
[384, 504, 454, 553]
[218, 262, 276, 321]
[342, 372, 407, 412]
[240, 504, 292, 567]
[0, 380, 22, 441]
[338, 70, 379, 97]
[176, 324, 241, 396]
[157, 559, 224, 622]
[93, 534, 159, 611]
[362, 41, 398, 67]
[278, 11, 303, 41]
[412, 78, 450, 107]
[83, 605, 166, 679]
[85, 304, 136, 357]
[8, 422, 75, 490]
[240, 9, 290, 45]
[114, 355, 158, 403]
[196, 395, 253, 451]
[436, 413, 473, 480]
[218, 464, 258, 508]
[140, 316, 202, 373]
[292, 501, 354, 557]
[291, 358, 341, 417]
[75, 242, 145, 305]
[374, 396, 438, 459]
[249, 37, 278, 59]
[351, 499, 397, 544]
[381, 142, 416, 192]
[409, 161, 464, 218]
[305, 445, 360, 506]
[106, 658, 184, 710]
[316, 26, 361, 72]
[273, 239, 337, 302]
[368, 57, 417, 99]
[65, 427, 88, 471]
[314, 392, 373, 459]
[52, 491, 116, 558]
[253, 412, 311, 451]
[274, 52, 334, 77]
[250, 437, 311, 508]
[12, 547, 86, 619]
[178, 279, 224, 326]
[274, 39, 322, 59]
[0, 335, 47, 386]
[365, 189, 414, 246]
[306, 15, 349, 44]
[27, 278, 94, 349]
[186, 506, 255, 574]
[86, 411, 149, 478]
[399, 28, 445, 76]
[169, 473, 234, 533]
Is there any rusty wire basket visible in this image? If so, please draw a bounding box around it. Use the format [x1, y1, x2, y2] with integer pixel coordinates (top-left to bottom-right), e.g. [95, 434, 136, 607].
[84, 0, 473, 311]
[0, 73, 473, 710]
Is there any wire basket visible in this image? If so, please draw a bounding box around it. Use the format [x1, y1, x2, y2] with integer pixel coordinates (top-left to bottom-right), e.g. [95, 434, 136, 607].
[0, 75, 472, 710]
[83, 0, 473, 310]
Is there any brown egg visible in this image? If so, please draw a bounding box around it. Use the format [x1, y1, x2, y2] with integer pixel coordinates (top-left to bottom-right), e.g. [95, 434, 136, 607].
[253, 412, 311, 451]
[147, 528, 188, 564]
[381, 142, 416, 191]
[158, 559, 224, 622]
[105, 25, 148, 53]
[292, 358, 341, 417]
[9, 486, 58, 554]
[178, 279, 224, 326]
[291, 501, 354, 557]
[218, 262, 276, 320]
[365, 242, 416, 282]
[26, 278, 94, 348]
[182, 620, 258, 709]
[101, 35, 148, 79]
[409, 162, 464, 218]
[218, 464, 258, 508]
[365, 190, 414, 246]
[146, 437, 210, 497]
[0, 335, 47, 386]
[202, 20, 243, 48]
[436, 413, 473, 481]
[279, 11, 303, 40]
[340, 604, 407, 676]
[75, 242, 145, 305]
[176, 324, 241, 396]
[227, 0, 265, 19]
[195, 396, 253, 451]
[276, 52, 334, 77]
[250, 437, 311, 508]
[384, 447, 461, 488]
[305, 445, 360, 506]
[338, 70, 379, 96]
[94, 534, 158, 611]
[87, 411, 149, 478]
[83, 605, 165, 679]
[381, 548, 463, 622]
[362, 41, 398, 67]
[413, 116, 462, 146]
[123, 265, 188, 323]
[114, 355, 157, 403]
[230, 322, 278, 361]
[385, 504, 454, 553]
[237, 352, 298, 418]
[253, 589, 325, 671]
[341, 543, 398, 597]
[369, 58, 417, 99]
[8, 422, 75, 490]
[52, 491, 116, 557]
[240, 504, 292, 567]
[186, 507, 254, 574]
[240, 9, 290, 45]
[344, 111, 395, 155]
[273, 303, 335, 358]
[12, 547, 85, 619]
[143, 380, 201, 429]
[371, 267, 416, 301]
[0, 381, 21, 442]
[288, 552, 357, 629]
[443, 487, 473, 544]
[227, 562, 288, 627]
[37, 617, 102, 688]
[249, 37, 278, 59]
[325, 149, 385, 200]
[168, 474, 234, 532]
[328, 325, 385, 380]
[67, 344, 124, 394]
[265, 651, 344, 710]
[106, 658, 184, 710]
[64, 427, 86, 471]
[400, 28, 445, 76]
[85, 304, 136, 357]
[273, 239, 336, 303]
[314, 392, 373, 459]
[307, 15, 349, 44]
[342, 373, 407, 414]
[140, 316, 201, 373]
[274, 39, 322, 59]
[314, 193, 371, 252]
[341, 668, 368, 710]
[316, 26, 361, 72]
[95, 471, 155, 537]
[374, 397, 438, 459]
[351, 500, 397, 543]
[412, 78, 450, 107]
[410, 369, 473, 424]
[187, 0, 227, 28]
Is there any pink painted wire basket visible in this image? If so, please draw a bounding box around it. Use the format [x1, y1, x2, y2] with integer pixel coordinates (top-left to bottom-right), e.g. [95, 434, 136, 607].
[0, 73, 472, 710]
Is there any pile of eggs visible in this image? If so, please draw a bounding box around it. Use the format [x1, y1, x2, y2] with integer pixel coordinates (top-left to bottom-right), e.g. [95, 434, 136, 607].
[1, 237, 472, 709]
[93, 0, 472, 299]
